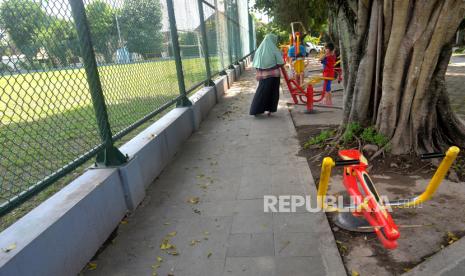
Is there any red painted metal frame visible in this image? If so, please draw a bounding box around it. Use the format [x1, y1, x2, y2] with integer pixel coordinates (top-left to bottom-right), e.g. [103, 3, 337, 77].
[339, 149, 400, 249]
[280, 66, 342, 112]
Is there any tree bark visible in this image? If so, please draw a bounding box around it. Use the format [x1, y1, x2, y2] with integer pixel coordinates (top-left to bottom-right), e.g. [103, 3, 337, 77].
[329, 0, 465, 154]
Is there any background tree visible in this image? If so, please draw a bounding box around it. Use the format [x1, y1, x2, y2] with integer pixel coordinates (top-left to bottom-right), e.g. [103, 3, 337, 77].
[39, 19, 80, 66]
[0, 0, 47, 59]
[328, 0, 465, 154]
[254, 0, 328, 33]
[255, 19, 288, 45]
[120, 0, 163, 59]
[85, 1, 118, 63]
[178, 31, 200, 57]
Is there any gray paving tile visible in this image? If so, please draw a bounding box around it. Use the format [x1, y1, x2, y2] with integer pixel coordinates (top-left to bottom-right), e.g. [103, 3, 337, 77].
[223, 257, 276, 276]
[273, 213, 322, 233]
[233, 199, 267, 216]
[231, 214, 273, 234]
[227, 233, 274, 257]
[275, 256, 327, 276]
[274, 232, 319, 257]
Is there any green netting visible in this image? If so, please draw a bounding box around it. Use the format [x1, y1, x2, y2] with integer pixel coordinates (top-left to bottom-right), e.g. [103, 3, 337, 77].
[0, 0, 255, 217]
[83, 0, 181, 136]
[0, 0, 101, 212]
[174, 0, 206, 90]
[203, 3, 222, 75]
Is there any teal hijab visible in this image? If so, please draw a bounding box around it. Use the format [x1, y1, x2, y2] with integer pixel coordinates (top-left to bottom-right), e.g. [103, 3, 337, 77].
[253, 34, 284, 69]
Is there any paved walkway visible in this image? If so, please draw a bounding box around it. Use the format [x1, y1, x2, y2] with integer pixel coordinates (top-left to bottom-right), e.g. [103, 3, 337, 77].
[85, 68, 345, 276]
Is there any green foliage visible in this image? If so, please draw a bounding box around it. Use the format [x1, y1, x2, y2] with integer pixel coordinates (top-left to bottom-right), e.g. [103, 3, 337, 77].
[255, 20, 288, 46]
[253, 0, 328, 33]
[303, 129, 335, 149]
[0, 0, 47, 59]
[86, 0, 118, 63]
[342, 122, 361, 144]
[303, 35, 320, 45]
[179, 32, 200, 57]
[453, 46, 465, 54]
[340, 123, 390, 148]
[0, 0, 80, 66]
[39, 19, 80, 66]
[360, 127, 390, 147]
[120, 0, 164, 58]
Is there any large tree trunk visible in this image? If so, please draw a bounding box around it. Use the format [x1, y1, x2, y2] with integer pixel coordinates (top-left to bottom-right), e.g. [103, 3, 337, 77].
[329, 0, 465, 154]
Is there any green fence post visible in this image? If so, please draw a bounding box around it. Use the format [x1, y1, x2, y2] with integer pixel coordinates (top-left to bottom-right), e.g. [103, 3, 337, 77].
[233, 0, 241, 64]
[197, 0, 215, 86]
[247, 0, 254, 53]
[69, 0, 126, 166]
[225, 0, 234, 69]
[213, 0, 225, 75]
[167, 0, 192, 107]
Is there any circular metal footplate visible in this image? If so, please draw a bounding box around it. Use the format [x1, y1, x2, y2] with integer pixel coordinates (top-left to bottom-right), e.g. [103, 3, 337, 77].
[333, 212, 374, 233]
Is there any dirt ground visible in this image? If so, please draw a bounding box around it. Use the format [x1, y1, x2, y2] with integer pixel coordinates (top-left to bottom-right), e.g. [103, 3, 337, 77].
[288, 56, 465, 275]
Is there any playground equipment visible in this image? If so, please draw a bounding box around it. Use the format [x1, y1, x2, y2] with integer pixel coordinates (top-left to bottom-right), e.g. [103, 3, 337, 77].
[280, 64, 342, 113]
[317, 146, 460, 249]
[282, 22, 342, 112]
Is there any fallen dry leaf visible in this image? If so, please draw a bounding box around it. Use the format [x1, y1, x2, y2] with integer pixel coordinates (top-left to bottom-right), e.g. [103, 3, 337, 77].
[167, 231, 177, 237]
[160, 239, 176, 250]
[2, 243, 16, 253]
[88, 262, 97, 271]
[168, 250, 179, 256]
[157, 256, 163, 262]
[190, 240, 201, 246]
[187, 197, 200, 204]
[207, 252, 212, 258]
[351, 270, 360, 276]
[447, 231, 459, 244]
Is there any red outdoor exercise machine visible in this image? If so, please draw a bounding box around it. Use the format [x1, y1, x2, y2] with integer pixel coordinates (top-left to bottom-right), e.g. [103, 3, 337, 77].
[317, 146, 460, 249]
[280, 65, 342, 113]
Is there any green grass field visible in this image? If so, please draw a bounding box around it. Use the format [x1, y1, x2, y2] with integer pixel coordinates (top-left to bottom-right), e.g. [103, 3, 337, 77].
[0, 57, 210, 212]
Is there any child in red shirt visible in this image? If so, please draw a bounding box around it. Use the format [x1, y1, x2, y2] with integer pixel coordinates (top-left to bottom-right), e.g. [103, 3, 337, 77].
[320, 42, 336, 106]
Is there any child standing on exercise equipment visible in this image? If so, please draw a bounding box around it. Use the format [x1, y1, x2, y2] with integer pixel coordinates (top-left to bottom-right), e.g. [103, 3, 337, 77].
[320, 42, 336, 106]
[287, 33, 306, 86]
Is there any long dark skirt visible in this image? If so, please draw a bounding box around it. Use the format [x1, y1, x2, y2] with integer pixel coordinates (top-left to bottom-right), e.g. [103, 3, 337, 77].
[249, 77, 280, 115]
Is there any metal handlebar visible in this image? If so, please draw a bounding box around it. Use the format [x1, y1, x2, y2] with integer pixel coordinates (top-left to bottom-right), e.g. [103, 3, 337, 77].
[399, 146, 460, 207]
[420, 152, 446, 159]
[335, 159, 360, 166]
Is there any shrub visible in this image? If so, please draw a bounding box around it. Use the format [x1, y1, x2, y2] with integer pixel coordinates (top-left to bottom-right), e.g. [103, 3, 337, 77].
[304, 129, 335, 149]
[360, 126, 390, 147]
[342, 122, 362, 144]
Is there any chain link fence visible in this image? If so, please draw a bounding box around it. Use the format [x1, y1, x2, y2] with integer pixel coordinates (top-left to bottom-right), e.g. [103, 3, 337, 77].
[0, 0, 255, 217]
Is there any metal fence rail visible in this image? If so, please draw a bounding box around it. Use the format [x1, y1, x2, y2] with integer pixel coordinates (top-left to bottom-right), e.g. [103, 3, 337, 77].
[0, 0, 255, 216]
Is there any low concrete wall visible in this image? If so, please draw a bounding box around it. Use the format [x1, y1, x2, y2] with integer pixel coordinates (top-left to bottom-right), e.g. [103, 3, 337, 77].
[0, 169, 125, 276]
[226, 68, 235, 87]
[0, 70, 245, 276]
[234, 64, 240, 80]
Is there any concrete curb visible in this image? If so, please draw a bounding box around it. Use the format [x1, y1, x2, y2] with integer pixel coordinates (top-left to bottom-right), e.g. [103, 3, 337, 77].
[0, 61, 250, 276]
[282, 101, 347, 276]
[404, 237, 465, 276]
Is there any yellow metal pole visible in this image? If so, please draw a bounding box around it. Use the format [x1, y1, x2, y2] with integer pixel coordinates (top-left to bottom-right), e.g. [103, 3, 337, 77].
[317, 157, 335, 209]
[402, 146, 460, 207]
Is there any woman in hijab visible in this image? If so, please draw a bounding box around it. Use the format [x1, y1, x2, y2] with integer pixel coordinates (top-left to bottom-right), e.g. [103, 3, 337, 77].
[250, 34, 284, 116]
